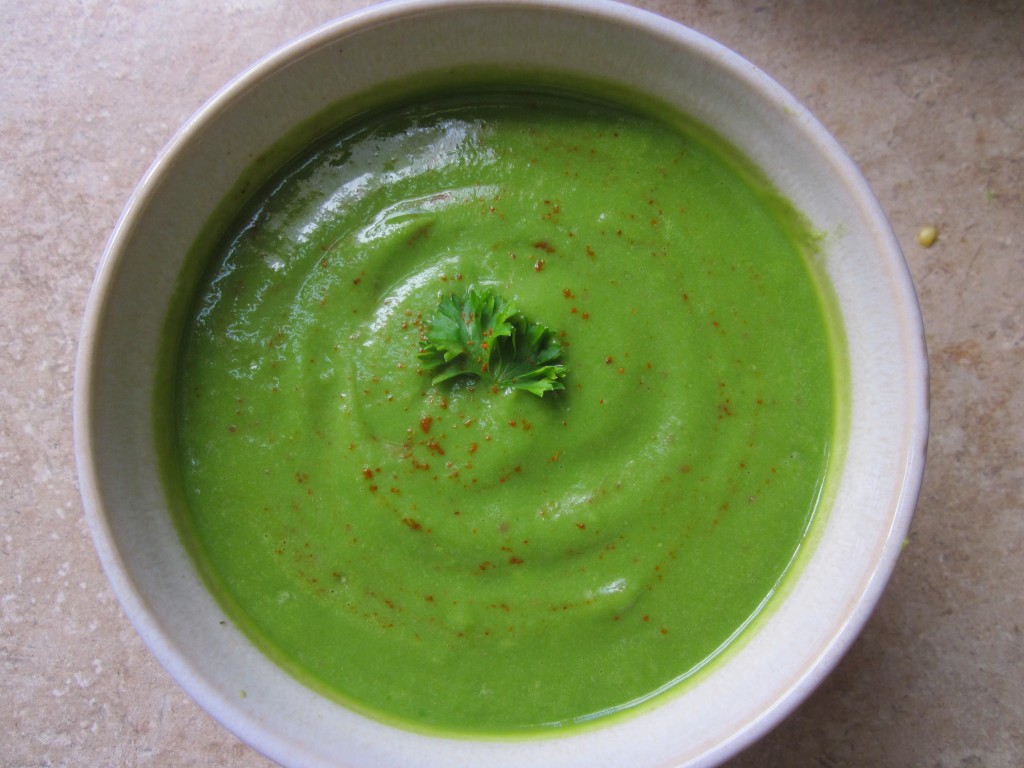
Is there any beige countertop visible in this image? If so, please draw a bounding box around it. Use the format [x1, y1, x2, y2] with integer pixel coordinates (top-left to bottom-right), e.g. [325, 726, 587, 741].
[2, 1, 1021, 766]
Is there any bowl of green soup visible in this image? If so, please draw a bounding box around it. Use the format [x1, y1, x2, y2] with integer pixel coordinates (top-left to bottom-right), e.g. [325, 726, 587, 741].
[75, 0, 928, 765]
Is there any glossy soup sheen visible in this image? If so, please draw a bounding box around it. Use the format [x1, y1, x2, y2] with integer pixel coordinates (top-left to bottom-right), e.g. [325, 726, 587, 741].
[171, 89, 839, 734]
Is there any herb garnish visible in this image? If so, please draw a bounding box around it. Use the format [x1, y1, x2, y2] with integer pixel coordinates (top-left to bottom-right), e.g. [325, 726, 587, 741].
[418, 288, 567, 397]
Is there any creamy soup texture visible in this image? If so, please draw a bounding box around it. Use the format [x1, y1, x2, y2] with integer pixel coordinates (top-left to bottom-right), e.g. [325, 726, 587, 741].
[170, 89, 842, 734]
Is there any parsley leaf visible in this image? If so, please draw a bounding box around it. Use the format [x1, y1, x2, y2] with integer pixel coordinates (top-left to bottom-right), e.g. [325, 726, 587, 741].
[418, 288, 567, 396]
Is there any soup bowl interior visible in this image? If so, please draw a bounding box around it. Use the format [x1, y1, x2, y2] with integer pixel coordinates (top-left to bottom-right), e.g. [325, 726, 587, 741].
[74, 1, 927, 766]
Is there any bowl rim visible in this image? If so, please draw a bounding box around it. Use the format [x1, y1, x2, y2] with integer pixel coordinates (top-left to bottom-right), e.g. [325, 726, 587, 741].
[74, 1, 929, 766]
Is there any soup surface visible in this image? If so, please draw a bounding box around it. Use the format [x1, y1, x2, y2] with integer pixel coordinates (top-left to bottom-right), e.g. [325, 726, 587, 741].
[172, 90, 839, 733]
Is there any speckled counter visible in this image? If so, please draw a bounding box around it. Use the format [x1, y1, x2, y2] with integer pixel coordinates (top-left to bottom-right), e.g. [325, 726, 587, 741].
[2, 2, 1021, 766]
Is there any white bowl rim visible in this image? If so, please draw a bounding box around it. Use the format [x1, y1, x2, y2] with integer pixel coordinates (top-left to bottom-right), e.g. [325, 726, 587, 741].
[74, 1, 929, 766]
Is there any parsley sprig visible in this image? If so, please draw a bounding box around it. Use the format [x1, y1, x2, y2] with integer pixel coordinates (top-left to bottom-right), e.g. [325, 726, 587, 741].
[418, 288, 567, 397]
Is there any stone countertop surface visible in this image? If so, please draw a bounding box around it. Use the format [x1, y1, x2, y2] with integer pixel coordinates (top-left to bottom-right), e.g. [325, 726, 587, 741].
[2, 1, 1021, 766]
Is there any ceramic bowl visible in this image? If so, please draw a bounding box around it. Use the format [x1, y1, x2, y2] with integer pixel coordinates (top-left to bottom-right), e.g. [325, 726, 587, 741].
[75, 1, 928, 766]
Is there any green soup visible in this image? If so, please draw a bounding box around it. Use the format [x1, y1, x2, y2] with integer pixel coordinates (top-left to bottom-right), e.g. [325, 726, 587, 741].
[170, 88, 842, 734]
